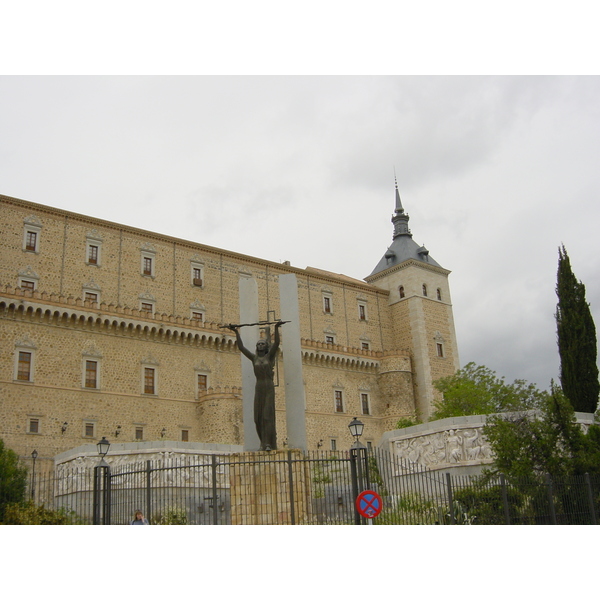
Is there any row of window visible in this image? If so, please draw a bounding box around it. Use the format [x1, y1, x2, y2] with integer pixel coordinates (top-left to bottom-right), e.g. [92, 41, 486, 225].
[323, 294, 369, 321]
[334, 390, 371, 416]
[15, 350, 210, 397]
[15, 350, 372, 414]
[21, 218, 205, 286]
[399, 284, 443, 300]
[25, 417, 191, 442]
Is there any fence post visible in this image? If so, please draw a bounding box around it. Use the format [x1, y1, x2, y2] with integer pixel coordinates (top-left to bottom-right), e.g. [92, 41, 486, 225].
[287, 450, 296, 525]
[103, 466, 112, 525]
[350, 447, 360, 525]
[93, 466, 100, 525]
[545, 474, 557, 525]
[146, 461, 152, 522]
[500, 474, 511, 525]
[446, 472, 455, 524]
[584, 473, 597, 525]
[211, 454, 218, 525]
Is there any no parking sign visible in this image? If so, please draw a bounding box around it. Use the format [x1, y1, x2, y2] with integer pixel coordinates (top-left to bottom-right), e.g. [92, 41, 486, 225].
[355, 490, 383, 519]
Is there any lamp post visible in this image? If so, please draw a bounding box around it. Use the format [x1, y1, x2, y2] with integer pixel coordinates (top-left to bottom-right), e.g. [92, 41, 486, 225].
[31, 449, 38, 501]
[93, 437, 111, 525]
[348, 418, 370, 525]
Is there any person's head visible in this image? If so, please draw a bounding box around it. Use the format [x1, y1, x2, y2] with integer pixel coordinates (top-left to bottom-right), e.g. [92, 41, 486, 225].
[134, 510, 144, 520]
[256, 339, 269, 355]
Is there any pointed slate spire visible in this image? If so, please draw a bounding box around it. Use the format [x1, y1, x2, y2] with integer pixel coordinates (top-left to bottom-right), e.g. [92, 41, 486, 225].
[367, 178, 442, 278]
[392, 175, 411, 238]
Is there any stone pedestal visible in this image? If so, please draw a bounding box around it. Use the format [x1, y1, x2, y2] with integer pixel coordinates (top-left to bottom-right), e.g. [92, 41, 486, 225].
[229, 450, 311, 525]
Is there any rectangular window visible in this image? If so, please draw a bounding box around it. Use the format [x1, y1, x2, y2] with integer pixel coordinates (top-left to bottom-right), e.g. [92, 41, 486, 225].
[192, 267, 203, 287]
[88, 245, 99, 264]
[330, 439, 337, 451]
[85, 292, 98, 303]
[28, 418, 39, 434]
[144, 367, 155, 394]
[323, 296, 332, 314]
[17, 351, 32, 381]
[85, 423, 95, 437]
[325, 335, 334, 345]
[361, 342, 370, 351]
[198, 374, 208, 393]
[361, 393, 370, 415]
[21, 280, 35, 291]
[135, 427, 144, 441]
[141, 302, 154, 313]
[437, 343, 444, 358]
[181, 430, 189, 442]
[335, 390, 344, 413]
[192, 312, 203, 322]
[143, 256, 153, 276]
[359, 304, 366, 320]
[85, 360, 98, 389]
[25, 231, 37, 251]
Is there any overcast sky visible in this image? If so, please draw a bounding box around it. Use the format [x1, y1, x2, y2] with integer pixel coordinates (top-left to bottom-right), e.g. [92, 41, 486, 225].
[1, 76, 599, 392]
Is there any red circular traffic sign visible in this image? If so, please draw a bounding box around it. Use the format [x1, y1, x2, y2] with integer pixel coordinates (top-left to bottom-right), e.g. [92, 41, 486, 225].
[356, 490, 383, 519]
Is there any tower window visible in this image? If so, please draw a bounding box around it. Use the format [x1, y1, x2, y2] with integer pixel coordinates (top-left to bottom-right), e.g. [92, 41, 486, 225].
[85, 360, 98, 388]
[181, 430, 189, 442]
[334, 390, 344, 413]
[437, 343, 444, 358]
[399, 286, 405, 299]
[28, 418, 40, 434]
[198, 373, 208, 393]
[17, 351, 32, 381]
[422, 284, 428, 297]
[144, 367, 156, 394]
[323, 296, 332, 314]
[135, 427, 144, 441]
[361, 393, 370, 415]
[437, 288, 442, 301]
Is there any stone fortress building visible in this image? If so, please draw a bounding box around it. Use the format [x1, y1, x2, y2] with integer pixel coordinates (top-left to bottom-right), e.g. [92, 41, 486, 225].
[0, 183, 459, 468]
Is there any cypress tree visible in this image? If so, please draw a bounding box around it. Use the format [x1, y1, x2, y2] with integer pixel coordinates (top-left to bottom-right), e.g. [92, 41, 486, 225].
[555, 245, 600, 413]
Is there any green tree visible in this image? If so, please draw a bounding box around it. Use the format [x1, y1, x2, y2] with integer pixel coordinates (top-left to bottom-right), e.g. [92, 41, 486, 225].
[0, 438, 28, 522]
[556, 245, 600, 413]
[432, 362, 546, 420]
[483, 383, 600, 480]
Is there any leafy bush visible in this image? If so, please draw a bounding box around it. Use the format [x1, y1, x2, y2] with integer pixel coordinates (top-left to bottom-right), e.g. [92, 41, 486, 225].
[2, 501, 76, 525]
[154, 507, 188, 525]
[395, 417, 419, 429]
[0, 439, 28, 522]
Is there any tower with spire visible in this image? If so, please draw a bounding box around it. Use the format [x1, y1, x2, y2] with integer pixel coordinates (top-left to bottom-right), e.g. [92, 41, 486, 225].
[365, 180, 460, 421]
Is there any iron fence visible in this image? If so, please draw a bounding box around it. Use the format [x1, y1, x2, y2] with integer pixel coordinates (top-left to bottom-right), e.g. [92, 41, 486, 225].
[3, 448, 599, 524]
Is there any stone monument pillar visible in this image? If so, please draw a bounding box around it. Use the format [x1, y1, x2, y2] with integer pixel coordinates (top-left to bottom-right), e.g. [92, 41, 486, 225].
[279, 273, 307, 451]
[239, 273, 261, 451]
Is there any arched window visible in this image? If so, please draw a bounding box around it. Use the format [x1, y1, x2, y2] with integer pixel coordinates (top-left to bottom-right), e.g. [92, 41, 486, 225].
[399, 286, 405, 299]
[437, 288, 442, 301]
[422, 284, 428, 297]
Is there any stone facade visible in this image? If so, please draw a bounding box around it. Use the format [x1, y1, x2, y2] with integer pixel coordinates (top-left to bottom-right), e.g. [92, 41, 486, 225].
[1, 192, 460, 468]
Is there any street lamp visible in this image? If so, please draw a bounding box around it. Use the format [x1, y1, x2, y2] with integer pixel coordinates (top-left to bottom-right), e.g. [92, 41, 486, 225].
[348, 417, 364, 447]
[31, 449, 38, 500]
[348, 418, 370, 525]
[97, 436, 110, 458]
[94, 437, 111, 525]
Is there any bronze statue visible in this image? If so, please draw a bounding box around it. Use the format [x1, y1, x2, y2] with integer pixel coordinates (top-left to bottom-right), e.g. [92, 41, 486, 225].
[227, 320, 286, 451]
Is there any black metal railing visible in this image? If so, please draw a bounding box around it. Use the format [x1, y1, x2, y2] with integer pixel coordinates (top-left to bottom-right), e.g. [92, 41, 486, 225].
[3, 448, 599, 524]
